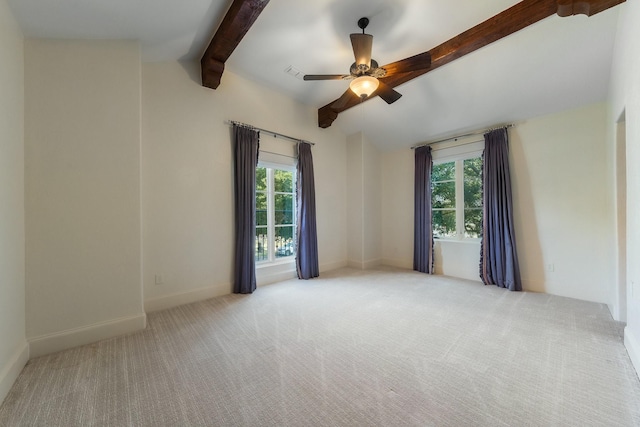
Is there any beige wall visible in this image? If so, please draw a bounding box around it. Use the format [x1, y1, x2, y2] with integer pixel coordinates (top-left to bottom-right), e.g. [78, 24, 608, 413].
[346, 133, 364, 266]
[141, 61, 348, 311]
[381, 149, 414, 269]
[381, 148, 482, 281]
[511, 103, 612, 303]
[24, 40, 145, 356]
[0, 0, 27, 404]
[381, 102, 614, 302]
[363, 135, 382, 266]
[346, 132, 381, 269]
[609, 0, 640, 375]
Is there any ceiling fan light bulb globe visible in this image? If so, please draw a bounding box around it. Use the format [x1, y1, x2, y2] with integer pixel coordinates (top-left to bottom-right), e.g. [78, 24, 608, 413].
[350, 76, 379, 98]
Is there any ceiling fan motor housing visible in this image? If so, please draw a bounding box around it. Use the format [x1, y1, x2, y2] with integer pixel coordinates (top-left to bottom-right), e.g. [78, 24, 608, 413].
[350, 60, 386, 78]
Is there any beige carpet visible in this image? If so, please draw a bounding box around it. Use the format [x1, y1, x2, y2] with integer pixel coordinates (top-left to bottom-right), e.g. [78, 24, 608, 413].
[1, 268, 640, 426]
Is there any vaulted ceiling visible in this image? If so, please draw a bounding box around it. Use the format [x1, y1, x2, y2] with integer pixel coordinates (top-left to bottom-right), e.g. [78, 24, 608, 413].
[8, 0, 623, 150]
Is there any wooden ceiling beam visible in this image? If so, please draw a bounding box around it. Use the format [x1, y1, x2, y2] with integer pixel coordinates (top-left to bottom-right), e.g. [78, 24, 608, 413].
[201, 0, 270, 90]
[557, 0, 626, 16]
[318, 0, 625, 129]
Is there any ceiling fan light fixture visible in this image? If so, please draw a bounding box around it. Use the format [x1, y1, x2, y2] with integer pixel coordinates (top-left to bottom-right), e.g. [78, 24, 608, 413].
[350, 75, 379, 99]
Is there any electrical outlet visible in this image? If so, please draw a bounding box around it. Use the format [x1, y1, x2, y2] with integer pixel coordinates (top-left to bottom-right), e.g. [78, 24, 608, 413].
[155, 274, 163, 285]
[547, 263, 554, 273]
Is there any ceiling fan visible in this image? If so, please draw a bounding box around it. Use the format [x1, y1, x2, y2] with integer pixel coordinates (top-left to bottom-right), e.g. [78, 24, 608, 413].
[303, 17, 431, 109]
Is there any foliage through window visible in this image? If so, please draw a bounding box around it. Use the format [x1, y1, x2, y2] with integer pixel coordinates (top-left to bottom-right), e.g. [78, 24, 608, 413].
[432, 156, 482, 239]
[256, 165, 296, 262]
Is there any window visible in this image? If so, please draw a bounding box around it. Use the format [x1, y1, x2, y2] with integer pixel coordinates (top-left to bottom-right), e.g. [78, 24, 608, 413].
[432, 155, 482, 239]
[256, 165, 296, 262]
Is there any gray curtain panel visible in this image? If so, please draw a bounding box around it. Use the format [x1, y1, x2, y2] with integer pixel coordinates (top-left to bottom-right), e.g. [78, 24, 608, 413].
[480, 128, 522, 291]
[233, 124, 259, 294]
[414, 145, 435, 274]
[296, 142, 319, 279]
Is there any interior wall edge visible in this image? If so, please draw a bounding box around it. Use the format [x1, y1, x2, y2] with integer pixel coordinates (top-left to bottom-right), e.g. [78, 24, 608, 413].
[0, 342, 28, 406]
[624, 326, 640, 377]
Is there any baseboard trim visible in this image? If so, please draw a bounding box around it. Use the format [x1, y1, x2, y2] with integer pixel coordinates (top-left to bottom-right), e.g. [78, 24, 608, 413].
[624, 326, 640, 378]
[363, 258, 381, 270]
[145, 283, 230, 313]
[381, 258, 413, 270]
[320, 260, 348, 273]
[28, 313, 146, 358]
[0, 341, 29, 405]
[347, 259, 381, 270]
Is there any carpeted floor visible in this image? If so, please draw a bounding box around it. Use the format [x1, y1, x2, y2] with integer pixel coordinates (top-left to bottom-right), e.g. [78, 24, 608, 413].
[1, 268, 640, 426]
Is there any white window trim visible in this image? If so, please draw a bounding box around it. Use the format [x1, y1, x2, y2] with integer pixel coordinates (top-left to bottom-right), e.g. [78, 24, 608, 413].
[256, 162, 297, 265]
[433, 147, 483, 242]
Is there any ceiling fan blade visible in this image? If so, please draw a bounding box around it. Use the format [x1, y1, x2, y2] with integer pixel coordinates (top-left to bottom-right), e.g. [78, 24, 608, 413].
[375, 81, 402, 104]
[350, 33, 373, 68]
[303, 74, 349, 81]
[381, 52, 431, 77]
[330, 89, 360, 110]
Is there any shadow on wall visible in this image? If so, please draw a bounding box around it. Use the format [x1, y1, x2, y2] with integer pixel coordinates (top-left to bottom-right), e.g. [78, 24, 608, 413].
[178, 60, 203, 86]
[508, 128, 545, 293]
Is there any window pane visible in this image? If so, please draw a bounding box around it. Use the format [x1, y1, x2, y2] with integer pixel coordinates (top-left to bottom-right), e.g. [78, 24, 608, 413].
[274, 169, 294, 193]
[275, 194, 294, 225]
[464, 208, 482, 238]
[255, 227, 268, 262]
[256, 191, 267, 226]
[256, 167, 267, 191]
[432, 161, 455, 182]
[464, 157, 483, 208]
[432, 181, 455, 209]
[275, 226, 295, 258]
[433, 209, 456, 238]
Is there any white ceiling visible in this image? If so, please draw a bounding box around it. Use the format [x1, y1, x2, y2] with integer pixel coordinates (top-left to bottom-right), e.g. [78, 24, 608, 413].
[7, 0, 621, 150]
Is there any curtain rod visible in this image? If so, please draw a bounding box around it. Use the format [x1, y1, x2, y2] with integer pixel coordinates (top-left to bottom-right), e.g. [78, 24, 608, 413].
[411, 124, 514, 150]
[226, 120, 315, 146]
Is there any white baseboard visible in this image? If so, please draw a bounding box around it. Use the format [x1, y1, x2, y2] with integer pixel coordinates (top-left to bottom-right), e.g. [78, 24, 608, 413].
[146, 263, 349, 312]
[28, 313, 147, 358]
[145, 283, 230, 313]
[625, 326, 640, 378]
[347, 260, 363, 269]
[381, 258, 413, 270]
[363, 258, 381, 270]
[320, 260, 348, 273]
[347, 259, 381, 270]
[0, 341, 29, 405]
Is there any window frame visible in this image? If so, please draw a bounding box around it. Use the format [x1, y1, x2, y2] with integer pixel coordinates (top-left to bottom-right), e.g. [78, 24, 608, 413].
[432, 150, 483, 242]
[256, 161, 297, 264]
